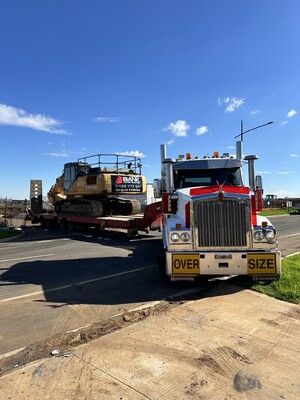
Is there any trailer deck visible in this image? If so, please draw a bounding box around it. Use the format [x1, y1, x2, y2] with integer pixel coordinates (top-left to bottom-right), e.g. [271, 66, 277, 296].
[31, 201, 162, 237]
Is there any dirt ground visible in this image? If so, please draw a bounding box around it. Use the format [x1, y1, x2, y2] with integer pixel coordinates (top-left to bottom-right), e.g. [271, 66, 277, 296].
[0, 301, 175, 377]
[0, 283, 299, 399]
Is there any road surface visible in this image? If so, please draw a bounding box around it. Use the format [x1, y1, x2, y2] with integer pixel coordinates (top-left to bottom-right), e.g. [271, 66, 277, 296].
[0, 214, 299, 358]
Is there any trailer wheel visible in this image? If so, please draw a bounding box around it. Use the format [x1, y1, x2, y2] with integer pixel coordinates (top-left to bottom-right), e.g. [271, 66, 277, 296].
[68, 221, 76, 232]
[59, 219, 67, 230]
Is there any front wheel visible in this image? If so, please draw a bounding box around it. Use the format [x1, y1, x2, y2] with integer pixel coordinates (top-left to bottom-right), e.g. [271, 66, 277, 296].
[157, 244, 166, 276]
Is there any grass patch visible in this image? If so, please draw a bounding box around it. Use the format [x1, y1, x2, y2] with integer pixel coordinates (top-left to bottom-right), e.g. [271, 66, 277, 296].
[235, 255, 300, 304]
[259, 209, 293, 216]
[0, 229, 23, 240]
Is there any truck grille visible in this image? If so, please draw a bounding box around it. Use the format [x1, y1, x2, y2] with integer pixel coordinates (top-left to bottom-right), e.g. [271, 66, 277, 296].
[193, 199, 251, 249]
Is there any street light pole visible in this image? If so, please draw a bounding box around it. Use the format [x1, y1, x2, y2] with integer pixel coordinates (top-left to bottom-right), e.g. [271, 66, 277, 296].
[235, 120, 273, 160]
[235, 120, 273, 140]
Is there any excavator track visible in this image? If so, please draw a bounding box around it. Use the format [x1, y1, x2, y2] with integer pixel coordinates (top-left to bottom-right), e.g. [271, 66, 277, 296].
[108, 198, 141, 216]
[55, 199, 104, 217]
[54, 197, 141, 217]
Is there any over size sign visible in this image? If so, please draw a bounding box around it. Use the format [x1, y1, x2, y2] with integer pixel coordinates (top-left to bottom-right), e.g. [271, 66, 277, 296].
[247, 253, 276, 274]
[172, 254, 200, 274]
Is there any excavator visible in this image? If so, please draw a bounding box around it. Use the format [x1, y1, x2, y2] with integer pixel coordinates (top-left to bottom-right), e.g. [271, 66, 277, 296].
[47, 153, 147, 217]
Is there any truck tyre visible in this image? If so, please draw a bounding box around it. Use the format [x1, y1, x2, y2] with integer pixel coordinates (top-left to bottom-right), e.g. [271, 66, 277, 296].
[157, 244, 166, 276]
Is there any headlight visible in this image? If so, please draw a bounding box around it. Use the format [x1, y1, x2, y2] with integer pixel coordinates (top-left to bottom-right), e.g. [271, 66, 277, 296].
[181, 232, 190, 242]
[254, 230, 264, 241]
[265, 230, 276, 243]
[170, 232, 180, 242]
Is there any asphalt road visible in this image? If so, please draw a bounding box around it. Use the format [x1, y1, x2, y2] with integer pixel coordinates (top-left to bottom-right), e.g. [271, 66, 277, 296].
[269, 214, 300, 257]
[0, 214, 299, 357]
[0, 229, 200, 356]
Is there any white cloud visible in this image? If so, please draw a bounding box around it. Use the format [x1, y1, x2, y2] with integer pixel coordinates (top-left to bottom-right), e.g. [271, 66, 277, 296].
[290, 154, 299, 157]
[272, 189, 300, 198]
[94, 117, 120, 123]
[43, 152, 69, 157]
[227, 145, 235, 149]
[0, 103, 69, 134]
[281, 121, 289, 125]
[256, 171, 271, 174]
[250, 110, 261, 115]
[166, 139, 175, 145]
[163, 120, 190, 137]
[117, 150, 145, 158]
[287, 109, 297, 118]
[277, 171, 296, 175]
[218, 97, 245, 112]
[196, 126, 208, 135]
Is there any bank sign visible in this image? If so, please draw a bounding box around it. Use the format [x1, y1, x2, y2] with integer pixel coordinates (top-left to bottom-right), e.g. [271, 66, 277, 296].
[112, 176, 143, 192]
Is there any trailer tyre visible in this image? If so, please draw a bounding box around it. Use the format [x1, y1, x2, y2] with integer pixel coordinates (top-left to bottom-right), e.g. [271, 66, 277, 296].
[59, 219, 67, 230]
[40, 217, 47, 229]
[68, 222, 76, 232]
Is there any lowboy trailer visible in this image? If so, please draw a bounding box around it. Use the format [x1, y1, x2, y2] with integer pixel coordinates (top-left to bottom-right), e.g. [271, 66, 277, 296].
[30, 201, 162, 237]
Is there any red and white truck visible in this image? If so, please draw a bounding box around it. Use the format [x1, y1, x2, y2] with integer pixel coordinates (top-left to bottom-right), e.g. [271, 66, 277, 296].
[154, 141, 281, 282]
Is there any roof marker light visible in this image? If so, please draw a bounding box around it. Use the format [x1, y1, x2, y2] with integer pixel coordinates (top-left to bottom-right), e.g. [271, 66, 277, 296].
[186, 153, 192, 159]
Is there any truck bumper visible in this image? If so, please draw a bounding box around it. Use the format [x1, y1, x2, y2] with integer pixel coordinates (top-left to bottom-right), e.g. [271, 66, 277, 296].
[165, 250, 282, 281]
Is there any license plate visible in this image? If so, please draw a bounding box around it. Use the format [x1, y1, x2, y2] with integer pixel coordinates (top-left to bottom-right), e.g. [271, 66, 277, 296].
[172, 254, 200, 274]
[247, 253, 276, 274]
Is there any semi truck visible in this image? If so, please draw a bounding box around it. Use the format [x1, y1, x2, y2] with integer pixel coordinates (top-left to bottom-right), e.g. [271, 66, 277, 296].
[154, 140, 281, 282]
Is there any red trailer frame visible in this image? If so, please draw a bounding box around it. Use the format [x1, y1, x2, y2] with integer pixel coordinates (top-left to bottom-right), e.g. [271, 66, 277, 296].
[31, 201, 162, 237]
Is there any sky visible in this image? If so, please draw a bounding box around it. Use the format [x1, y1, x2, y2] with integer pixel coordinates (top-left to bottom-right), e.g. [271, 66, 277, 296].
[1, 0, 300, 200]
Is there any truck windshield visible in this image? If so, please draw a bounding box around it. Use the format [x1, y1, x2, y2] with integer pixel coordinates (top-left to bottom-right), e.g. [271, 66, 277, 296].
[174, 168, 243, 189]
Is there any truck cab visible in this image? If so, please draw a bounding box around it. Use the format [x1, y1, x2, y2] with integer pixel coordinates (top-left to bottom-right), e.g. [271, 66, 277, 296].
[155, 146, 281, 282]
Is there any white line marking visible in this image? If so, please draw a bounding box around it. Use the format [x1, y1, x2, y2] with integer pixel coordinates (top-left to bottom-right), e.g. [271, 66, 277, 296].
[278, 233, 300, 239]
[0, 265, 154, 302]
[6, 238, 70, 247]
[0, 254, 55, 263]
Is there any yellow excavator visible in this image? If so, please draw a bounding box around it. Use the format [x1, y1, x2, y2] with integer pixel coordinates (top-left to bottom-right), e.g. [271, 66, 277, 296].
[47, 153, 147, 217]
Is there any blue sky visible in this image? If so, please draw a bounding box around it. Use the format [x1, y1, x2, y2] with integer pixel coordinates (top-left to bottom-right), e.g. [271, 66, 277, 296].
[1, 0, 299, 200]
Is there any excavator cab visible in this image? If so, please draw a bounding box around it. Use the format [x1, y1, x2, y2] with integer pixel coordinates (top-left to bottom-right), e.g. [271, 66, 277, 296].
[63, 162, 90, 192]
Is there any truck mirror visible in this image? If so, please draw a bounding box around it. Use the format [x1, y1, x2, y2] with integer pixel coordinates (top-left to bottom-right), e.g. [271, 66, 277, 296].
[255, 175, 263, 190]
[153, 179, 162, 198]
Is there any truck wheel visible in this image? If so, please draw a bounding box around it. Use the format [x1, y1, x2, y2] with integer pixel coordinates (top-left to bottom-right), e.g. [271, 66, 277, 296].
[68, 222, 76, 232]
[157, 245, 166, 275]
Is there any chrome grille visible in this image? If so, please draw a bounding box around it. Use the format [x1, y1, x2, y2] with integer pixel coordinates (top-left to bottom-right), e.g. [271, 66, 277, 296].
[193, 199, 251, 249]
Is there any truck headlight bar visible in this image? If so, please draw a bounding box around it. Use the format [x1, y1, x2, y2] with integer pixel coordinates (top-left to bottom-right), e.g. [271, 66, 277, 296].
[253, 228, 276, 244]
[170, 231, 191, 243]
[181, 232, 191, 242]
[170, 232, 180, 242]
[265, 230, 276, 243]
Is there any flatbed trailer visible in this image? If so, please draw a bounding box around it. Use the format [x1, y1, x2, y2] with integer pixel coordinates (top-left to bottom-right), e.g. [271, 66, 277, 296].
[31, 201, 162, 237]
